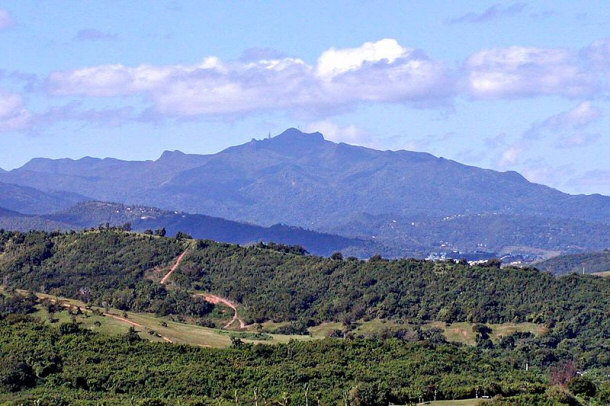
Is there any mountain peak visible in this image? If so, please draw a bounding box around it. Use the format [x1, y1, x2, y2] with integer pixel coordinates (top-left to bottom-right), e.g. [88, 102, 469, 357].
[252, 128, 326, 155]
[158, 150, 186, 161]
[275, 128, 324, 142]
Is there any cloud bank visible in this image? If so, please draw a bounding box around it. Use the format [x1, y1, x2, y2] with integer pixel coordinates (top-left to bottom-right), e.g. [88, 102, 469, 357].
[42, 37, 610, 120]
[0, 92, 31, 131]
[46, 39, 454, 117]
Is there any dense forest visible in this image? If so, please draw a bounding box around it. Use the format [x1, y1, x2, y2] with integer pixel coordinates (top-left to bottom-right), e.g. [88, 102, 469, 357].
[0, 229, 212, 318]
[0, 229, 609, 404]
[1, 315, 608, 405]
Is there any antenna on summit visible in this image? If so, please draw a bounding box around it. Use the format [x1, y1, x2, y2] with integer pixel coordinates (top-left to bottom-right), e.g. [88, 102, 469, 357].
[268, 132, 271, 139]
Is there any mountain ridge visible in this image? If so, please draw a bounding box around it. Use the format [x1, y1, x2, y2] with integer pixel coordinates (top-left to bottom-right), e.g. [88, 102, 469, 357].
[0, 201, 366, 257]
[0, 128, 608, 257]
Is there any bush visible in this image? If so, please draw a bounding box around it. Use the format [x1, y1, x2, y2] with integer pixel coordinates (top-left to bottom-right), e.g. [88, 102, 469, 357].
[566, 376, 596, 397]
[0, 357, 36, 392]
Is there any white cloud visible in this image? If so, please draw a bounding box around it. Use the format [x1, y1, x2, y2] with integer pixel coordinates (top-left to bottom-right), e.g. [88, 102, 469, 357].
[0, 92, 31, 131]
[41, 38, 610, 122]
[304, 120, 374, 146]
[583, 38, 610, 68]
[556, 132, 600, 149]
[466, 46, 597, 98]
[540, 101, 600, 130]
[0, 9, 13, 30]
[316, 39, 408, 79]
[46, 39, 453, 117]
[525, 102, 602, 149]
[498, 145, 522, 167]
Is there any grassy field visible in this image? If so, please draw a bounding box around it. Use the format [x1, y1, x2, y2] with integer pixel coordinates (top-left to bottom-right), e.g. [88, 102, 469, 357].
[308, 319, 546, 346]
[593, 270, 610, 277]
[30, 292, 315, 348]
[5, 287, 547, 349]
[431, 321, 547, 346]
[422, 399, 489, 405]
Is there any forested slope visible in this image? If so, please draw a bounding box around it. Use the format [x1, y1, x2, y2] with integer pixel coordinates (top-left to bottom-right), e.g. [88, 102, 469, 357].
[0, 230, 213, 318]
[0, 317, 550, 405]
[537, 250, 610, 275]
[0, 230, 608, 373]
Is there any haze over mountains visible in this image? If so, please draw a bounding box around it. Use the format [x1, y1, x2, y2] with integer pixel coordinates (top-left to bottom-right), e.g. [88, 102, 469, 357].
[1, 128, 608, 259]
[0, 201, 365, 257]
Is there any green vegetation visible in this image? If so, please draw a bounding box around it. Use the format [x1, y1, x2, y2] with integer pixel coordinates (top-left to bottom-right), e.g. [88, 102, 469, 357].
[0, 229, 215, 319]
[0, 316, 548, 405]
[0, 229, 609, 404]
[536, 249, 610, 275]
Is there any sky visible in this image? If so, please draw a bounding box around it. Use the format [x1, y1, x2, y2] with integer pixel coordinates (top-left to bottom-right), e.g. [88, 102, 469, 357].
[0, 1, 609, 195]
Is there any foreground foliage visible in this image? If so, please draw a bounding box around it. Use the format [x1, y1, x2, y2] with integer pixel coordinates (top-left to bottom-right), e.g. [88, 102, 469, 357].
[0, 229, 608, 405]
[0, 316, 548, 405]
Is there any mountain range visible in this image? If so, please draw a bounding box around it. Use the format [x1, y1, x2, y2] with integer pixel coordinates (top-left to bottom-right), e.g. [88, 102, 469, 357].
[0, 128, 608, 258]
[0, 201, 365, 257]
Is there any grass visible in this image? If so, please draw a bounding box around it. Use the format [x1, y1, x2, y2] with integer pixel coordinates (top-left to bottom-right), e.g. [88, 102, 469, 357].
[8, 286, 546, 349]
[29, 291, 314, 348]
[592, 270, 610, 277]
[308, 322, 343, 338]
[426, 321, 546, 346]
[424, 399, 489, 405]
[307, 319, 546, 346]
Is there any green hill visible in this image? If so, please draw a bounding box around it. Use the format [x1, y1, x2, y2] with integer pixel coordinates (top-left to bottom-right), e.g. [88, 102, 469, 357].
[536, 250, 610, 275]
[0, 229, 609, 404]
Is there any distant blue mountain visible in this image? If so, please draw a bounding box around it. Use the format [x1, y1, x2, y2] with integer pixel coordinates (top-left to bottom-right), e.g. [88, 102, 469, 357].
[0, 128, 608, 256]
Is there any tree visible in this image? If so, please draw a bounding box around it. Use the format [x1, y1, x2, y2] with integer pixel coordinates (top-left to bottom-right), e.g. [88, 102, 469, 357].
[330, 252, 343, 261]
[0, 357, 36, 392]
[155, 228, 166, 237]
[483, 258, 502, 268]
[125, 326, 141, 343]
[175, 231, 192, 240]
[566, 376, 596, 397]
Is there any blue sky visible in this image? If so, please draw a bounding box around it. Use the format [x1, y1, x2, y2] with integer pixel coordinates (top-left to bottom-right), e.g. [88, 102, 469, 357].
[1, 1, 609, 195]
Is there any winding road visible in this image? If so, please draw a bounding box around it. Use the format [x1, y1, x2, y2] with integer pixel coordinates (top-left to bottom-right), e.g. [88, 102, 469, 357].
[159, 250, 246, 330]
[195, 293, 246, 329]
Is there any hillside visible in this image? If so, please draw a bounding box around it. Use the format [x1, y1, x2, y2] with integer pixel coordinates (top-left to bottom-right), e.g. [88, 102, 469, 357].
[44, 201, 367, 257]
[0, 182, 89, 214]
[0, 229, 608, 404]
[0, 204, 75, 232]
[0, 201, 367, 257]
[333, 212, 610, 258]
[1, 129, 608, 257]
[0, 230, 608, 372]
[0, 317, 547, 405]
[536, 250, 610, 275]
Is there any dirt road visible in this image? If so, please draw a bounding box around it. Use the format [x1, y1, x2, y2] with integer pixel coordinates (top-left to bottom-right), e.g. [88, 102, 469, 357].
[197, 293, 246, 329]
[160, 250, 189, 284]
